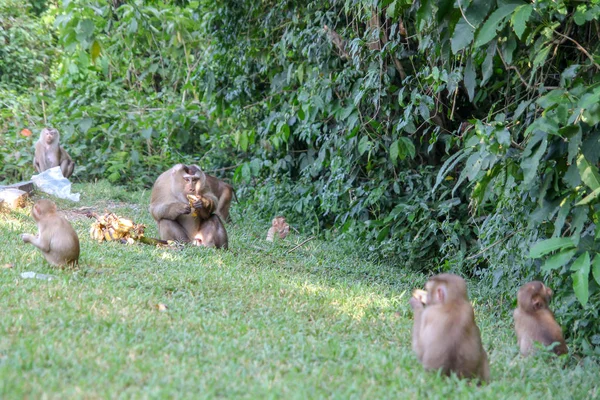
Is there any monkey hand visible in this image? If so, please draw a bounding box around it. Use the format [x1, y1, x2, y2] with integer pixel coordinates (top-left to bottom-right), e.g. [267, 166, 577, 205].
[21, 233, 34, 243]
[409, 296, 424, 311]
[177, 202, 192, 215]
[412, 289, 428, 305]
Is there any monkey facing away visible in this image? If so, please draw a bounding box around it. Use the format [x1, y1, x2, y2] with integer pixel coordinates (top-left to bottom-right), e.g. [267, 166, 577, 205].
[513, 281, 568, 356]
[34, 127, 75, 178]
[149, 164, 228, 249]
[21, 199, 80, 267]
[409, 273, 490, 383]
[187, 164, 235, 222]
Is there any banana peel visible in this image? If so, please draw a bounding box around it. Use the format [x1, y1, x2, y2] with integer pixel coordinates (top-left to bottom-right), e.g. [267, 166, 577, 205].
[88, 211, 170, 246]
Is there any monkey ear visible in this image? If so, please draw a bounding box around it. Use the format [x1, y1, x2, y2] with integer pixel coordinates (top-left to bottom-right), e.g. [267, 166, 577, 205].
[436, 286, 446, 303]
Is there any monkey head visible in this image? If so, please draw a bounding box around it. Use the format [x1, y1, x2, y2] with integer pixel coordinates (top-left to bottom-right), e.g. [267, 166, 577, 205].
[41, 127, 59, 145]
[424, 274, 468, 305]
[31, 199, 57, 222]
[169, 164, 203, 195]
[517, 281, 552, 313]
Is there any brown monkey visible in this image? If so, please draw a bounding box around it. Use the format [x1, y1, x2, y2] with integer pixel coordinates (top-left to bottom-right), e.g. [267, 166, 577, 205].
[149, 164, 228, 249]
[513, 281, 568, 356]
[188, 165, 235, 222]
[33, 127, 76, 178]
[266, 216, 290, 241]
[409, 273, 490, 382]
[21, 199, 80, 267]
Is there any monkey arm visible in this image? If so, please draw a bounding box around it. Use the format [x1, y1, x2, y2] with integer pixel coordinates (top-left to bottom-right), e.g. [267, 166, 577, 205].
[21, 233, 51, 252]
[409, 297, 425, 360]
[150, 201, 190, 221]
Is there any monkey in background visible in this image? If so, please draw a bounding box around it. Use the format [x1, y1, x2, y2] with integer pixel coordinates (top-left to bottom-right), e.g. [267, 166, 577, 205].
[409, 273, 490, 383]
[513, 281, 568, 356]
[149, 164, 228, 249]
[266, 216, 290, 241]
[21, 199, 80, 267]
[33, 127, 75, 178]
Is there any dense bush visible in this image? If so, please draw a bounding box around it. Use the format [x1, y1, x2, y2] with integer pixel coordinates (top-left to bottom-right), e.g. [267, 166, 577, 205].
[1, 0, 599, 355]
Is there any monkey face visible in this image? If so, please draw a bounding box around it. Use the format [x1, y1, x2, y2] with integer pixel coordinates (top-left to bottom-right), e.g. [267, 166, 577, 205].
[182, 176, 198, 194]
[42, 128, 58, 144]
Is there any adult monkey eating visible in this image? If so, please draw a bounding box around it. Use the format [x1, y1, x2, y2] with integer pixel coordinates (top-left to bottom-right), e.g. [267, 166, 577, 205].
[409, 273, 490, 383]
[33, 127, 76, 178]
[149, 164, 228, 249]
[187, 164, 235, 222]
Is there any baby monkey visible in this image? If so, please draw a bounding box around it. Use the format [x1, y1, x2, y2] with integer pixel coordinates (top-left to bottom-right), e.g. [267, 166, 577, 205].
[513, 281, 568, 356]
[21, 199, 80, 267]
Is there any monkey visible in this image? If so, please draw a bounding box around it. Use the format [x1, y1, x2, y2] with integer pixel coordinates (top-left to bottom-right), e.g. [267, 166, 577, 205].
[21, 199, 80, 267]
[149, 164, 228, 249]
[409, 273, 490, 383]
[33, 127, 75, 178]
[513, 281, 568, 356]
[187, 164, 235, 222]
[266, 216, 290, 241]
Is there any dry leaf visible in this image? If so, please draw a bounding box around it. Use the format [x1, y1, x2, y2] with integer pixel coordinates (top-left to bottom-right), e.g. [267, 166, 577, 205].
[157, 303, 168, 312]
[20, 128, 32, 137]
[2, 263, 14, 269]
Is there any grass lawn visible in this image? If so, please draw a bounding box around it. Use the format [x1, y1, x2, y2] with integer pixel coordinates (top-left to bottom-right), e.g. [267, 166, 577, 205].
[1, 181, 598, 399]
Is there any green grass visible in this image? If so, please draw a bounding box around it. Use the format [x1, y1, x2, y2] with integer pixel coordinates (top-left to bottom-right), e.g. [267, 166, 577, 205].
[0, 181, 598, 399]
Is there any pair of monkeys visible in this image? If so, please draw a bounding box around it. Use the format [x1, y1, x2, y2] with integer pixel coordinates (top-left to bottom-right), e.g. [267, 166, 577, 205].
[410, 274, 567, 383]
[21, 162, 235, 266]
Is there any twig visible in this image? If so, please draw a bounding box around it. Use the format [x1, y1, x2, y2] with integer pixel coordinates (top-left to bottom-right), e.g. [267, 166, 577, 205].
[465, 231, 518, 260]
[40, 82, 47, 125]
[496, 48, 531, 90]
[553, 29, 600, 70]
[287, 236, 315, 253]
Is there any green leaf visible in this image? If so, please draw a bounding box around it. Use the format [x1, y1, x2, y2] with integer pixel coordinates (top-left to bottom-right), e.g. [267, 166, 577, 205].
[520, 132, 547, 186]
[91, 40, 101, 64]
[592, 255, 600, 286]
[434, 148, 472, 192]
[390, 140, 399, 164]
[529, 237, 577, 258]
[451, 18, 475, 54]
[481, 42, 496, 85]
[541, 249, 577, 272]
[511, 4, 533, 39]
[475, 3, 524, 47]
[571, 252, 590, 306]
[141, 128, 153, 139]
[567, 127, 582, 165]
[464, 56, 476, 102]
[570, 251, 590, 272]
[79, 118, 93, 133]
[399, 137, 416, 160]
[575, 187, 600, 206]
[577, 154, 600, 191]
[240, 130, 249, 152]
[358, 136, 372, 156]
[533, 45, 551, 69]
[76, 19, 95, 43]
[128, 18, 138, 34]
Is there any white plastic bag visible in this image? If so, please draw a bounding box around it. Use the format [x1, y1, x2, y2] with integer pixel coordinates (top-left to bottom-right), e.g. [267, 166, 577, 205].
[31, 166, 80, 202]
